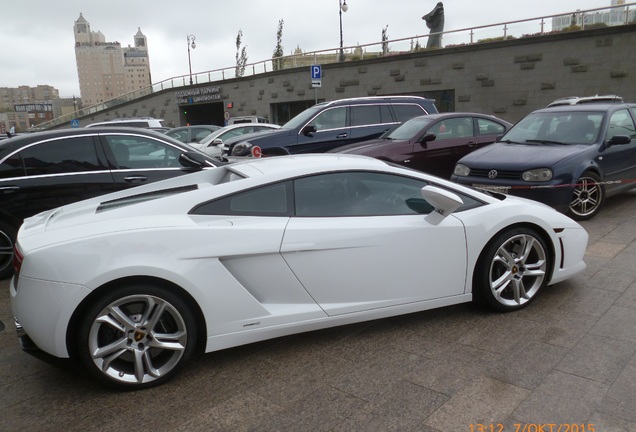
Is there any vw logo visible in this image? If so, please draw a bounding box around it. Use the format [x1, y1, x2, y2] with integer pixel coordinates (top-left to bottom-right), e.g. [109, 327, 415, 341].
[488, 170, 498, 179]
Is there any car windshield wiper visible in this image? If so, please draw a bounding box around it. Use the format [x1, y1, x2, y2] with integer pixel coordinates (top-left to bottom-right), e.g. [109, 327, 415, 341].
[525, 139, 568, 145]
[500, 139, 524, 144]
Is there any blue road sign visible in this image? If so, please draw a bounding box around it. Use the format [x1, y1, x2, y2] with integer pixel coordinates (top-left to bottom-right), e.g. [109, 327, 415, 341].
[70, 119, 80, 128]
[311, 65, 322, 79]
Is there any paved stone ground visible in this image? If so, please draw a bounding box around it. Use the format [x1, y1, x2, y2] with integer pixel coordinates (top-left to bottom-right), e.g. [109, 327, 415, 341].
[1, 193, 636, 431]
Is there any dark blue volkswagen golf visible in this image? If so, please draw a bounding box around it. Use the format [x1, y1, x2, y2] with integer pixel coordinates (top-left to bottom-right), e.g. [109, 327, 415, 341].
[452, 103, 636, 220]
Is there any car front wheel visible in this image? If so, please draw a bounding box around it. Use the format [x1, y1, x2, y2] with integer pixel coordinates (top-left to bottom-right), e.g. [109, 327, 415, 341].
[76, 283, 197, 390]
[567, 172, 604, 220]
[475, 227, 550, 312]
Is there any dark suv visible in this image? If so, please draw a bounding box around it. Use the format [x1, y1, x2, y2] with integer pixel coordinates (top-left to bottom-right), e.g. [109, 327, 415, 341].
[224, 96, 438, 156]
[0, 127, 220, 279]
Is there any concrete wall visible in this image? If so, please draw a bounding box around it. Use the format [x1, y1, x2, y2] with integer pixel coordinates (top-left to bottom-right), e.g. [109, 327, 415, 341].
[73, 24, 635, 128]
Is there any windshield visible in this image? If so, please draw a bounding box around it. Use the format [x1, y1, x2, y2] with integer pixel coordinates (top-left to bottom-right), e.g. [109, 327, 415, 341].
[502, 111, 604, 145]
[281, 104, 326, 130]
[385, 117, 434, 140]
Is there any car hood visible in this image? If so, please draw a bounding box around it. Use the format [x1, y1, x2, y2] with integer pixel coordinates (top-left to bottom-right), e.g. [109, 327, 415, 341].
[460, 142, 593, 168]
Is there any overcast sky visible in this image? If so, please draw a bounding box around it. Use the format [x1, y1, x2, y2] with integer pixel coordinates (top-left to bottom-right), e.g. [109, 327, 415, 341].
[3, 0, 612, 97]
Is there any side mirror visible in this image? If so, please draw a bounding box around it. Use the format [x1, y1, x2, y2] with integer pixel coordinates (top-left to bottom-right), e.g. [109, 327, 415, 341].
[179, 151, 208, 170]
[302, 125, 317, 136]
[212, 138, 223, 145]
[417, 132, 436, 147]
[421, 185, 463, 217]
[607, 135, 631, 146]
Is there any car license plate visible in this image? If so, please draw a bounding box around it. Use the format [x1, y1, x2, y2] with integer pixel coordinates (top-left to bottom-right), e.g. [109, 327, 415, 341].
[473, 184, 510, 194]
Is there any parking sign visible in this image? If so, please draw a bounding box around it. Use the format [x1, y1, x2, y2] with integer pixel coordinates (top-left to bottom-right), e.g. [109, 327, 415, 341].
[311, 65, 322, 88]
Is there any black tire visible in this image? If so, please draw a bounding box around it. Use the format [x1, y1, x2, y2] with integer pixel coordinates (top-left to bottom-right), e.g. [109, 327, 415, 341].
[567, 172, 604, 220]
[474, 227, 550, 312]
[76, 283, 197, 390]
[0, 220, 17, 280]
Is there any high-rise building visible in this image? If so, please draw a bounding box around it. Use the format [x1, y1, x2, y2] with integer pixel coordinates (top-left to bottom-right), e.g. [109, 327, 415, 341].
[73, 13, 151, 107]
[0, 85, 59, 111]
[552, 0, 636, 31]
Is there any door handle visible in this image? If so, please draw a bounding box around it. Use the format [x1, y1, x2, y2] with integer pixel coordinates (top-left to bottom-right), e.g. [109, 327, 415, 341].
[467, 142, 478, 147]
[123, 175, 148, 183]
[336, 133, 348, 139]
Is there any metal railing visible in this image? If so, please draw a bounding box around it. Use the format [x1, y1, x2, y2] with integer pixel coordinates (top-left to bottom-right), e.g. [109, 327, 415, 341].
[38, 2, 635, 130]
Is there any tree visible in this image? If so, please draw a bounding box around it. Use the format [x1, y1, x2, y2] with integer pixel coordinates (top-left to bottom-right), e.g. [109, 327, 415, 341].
[381, 25, 389, 55]
[272, 19, 284, 71]
[235, 29, 248, 77]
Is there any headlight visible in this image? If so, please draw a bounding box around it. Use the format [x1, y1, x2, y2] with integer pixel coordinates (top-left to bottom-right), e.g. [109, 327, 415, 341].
[232, 142, 252, 156]
[522, 168, 553, 182]
[453, 164, 470, 176]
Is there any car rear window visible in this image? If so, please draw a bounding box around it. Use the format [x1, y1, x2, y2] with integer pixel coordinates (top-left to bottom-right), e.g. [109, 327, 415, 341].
[20, 136, 102, 176]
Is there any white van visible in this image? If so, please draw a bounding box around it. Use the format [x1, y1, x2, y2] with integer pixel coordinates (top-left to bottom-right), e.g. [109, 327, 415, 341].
[226, 116, 269, 125]
[86, 117, 165, 129]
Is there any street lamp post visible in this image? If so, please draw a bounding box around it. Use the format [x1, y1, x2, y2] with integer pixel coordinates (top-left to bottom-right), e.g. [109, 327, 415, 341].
[186, 34, 196, 85]
[339, 0, 348, 62]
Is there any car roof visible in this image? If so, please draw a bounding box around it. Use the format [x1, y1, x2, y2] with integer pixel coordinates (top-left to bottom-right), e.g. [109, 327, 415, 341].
[0, 127, 198, 160]
[534, 103, 633, 114]
[317, 95, 436, 108]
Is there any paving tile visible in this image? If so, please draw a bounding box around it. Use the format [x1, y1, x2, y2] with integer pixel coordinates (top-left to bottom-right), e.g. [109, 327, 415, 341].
[556, 333, 635, 385]
[585, 241, 628, 259]
[173, 391, 284, 431]
[422, 376, 530, 432]
[597, 356, 636, 423]
[590, 305, 636, 343]
[617, 281, 636, 310]
[557, 285, 621, 317]
[332, 381, 448, 432]
[457, 314, 543, 354]
[586, 267, 636, 293]
[405, 344, 501, 396]
[247, 386, 369, 432]
[511, 370, 608, 425]
[485, 339, 569, 390]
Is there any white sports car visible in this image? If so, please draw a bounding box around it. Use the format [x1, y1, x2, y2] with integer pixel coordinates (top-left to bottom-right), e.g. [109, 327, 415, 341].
[10, 154, 588, 390]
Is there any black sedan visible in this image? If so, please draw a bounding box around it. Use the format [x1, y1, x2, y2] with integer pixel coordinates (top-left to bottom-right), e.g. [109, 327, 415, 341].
[452, 103, 636, 220]
[0, 127, 221, 279]
[333, 113, 511, 178]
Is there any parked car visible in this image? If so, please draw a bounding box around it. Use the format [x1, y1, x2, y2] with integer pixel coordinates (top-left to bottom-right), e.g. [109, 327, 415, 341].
[332, 113, 511, 178]
[86, 117, 164, 129]
[0, 127, 222, 279]
[546, 95, 623, 107]
[452, 103, 636, 220]
[224, 96, 438, 157]
[190, 123, 280, 156]
[226, 115, 269, 125]
[11, 154, 588, 390]
[165, 125, 222, 144]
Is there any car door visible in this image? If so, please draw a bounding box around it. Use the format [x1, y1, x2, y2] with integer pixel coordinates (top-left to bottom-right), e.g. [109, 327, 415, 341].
[597, 109, 636, 183]
[0, 135, 114, 222]
[282, 171, 467, 316]
[295, 106, 352, 153]
[408, 116, 478, 178]
[100, 133, 195, 191]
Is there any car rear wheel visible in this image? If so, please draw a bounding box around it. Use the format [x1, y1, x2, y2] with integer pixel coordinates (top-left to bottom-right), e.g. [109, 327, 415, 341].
[76, 283, 197, 390]
[0, 220, 17, 280]
[475, 227, 549, 311]
[567, 172, 604, 220]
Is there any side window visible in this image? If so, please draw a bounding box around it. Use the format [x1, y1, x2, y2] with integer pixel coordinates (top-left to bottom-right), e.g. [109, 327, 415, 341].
[309, 107, 347, 131]
[429, 117, 473, 140]
[476, 118, 506, 136]
[350, 105, 392, 127]
[191, 181, 291, 216]
[294, 171, 433, 217]
[19, 136, 101, 176]
[0, 153, 25, 179]
[103, 135, 182, 169]
[392, 104, 427, 122]
[606, 109, 636, 141]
